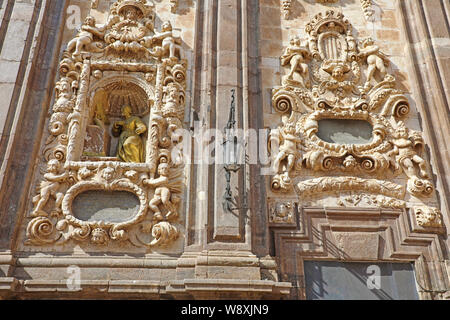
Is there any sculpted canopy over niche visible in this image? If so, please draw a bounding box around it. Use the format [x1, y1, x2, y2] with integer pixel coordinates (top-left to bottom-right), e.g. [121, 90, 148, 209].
[26, 0, 188, 249]
[269, 11, 443, 230]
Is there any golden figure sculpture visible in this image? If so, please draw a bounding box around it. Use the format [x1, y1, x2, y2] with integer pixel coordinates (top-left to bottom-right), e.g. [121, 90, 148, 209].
[112, 106, 147, 163]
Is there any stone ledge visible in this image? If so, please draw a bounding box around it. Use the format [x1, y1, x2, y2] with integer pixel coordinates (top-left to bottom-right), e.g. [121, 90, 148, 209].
[0, 278, 291, 299]
[0, 277, 18, 292]
[167, 279, 292, 295]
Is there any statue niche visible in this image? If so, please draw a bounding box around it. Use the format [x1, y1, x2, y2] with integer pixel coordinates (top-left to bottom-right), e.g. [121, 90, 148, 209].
[82, 80, 151, 161]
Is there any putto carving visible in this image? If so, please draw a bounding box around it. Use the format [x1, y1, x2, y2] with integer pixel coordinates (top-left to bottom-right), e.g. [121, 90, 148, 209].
[359, 37, 389, 88]
[26, 0, 187, 249]
[143, 21, 184, 61]
[31, 160, 68, 217]
[270, 122, 303, 192]
[281, 36, 311, 88]
[144, 163, 182, 221]
[67, 16, 105, 59]
[270, 11, 438, 226]
[387, 121, 433, 197]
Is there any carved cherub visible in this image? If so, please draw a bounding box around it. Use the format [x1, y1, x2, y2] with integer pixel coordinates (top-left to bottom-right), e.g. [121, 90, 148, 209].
[144, 163, 180, 221]
[272, 122, 303, 176]
[67, 16, 105, 58]
[359, 37, 390, 85]
[31, 160, 68, 217]
[142, 21, 183, 60]
[387, 121, 429, 180]
[281, 36, 311, 88]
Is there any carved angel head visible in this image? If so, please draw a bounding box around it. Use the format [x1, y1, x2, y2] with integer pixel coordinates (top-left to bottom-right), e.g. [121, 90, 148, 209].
[47, 159, 61, 173]
[157, 163, 170, 177]
[84, 16, 96, 27]
[101, 167, 115, 181]
[161, 21, 173, 32]
[394, 121, 409, 138]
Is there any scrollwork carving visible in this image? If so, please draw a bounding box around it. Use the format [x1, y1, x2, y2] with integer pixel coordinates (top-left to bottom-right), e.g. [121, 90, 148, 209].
[26, 0, 188, 249]
[269, 10, 435, 208]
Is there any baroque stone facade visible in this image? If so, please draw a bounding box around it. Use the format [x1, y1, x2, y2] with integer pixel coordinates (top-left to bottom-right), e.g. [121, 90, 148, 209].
[0, 0, 449, 300]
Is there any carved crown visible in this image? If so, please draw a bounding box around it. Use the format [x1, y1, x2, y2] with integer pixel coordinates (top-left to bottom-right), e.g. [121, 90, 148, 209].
[111, 0, 154, 17]
[305, 10, 352, 36]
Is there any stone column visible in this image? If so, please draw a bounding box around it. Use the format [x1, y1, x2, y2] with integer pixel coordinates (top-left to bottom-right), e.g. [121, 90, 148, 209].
[178, 0, 282, 287]
[396, 0, 450, 296]
[0, 0, 68, 295]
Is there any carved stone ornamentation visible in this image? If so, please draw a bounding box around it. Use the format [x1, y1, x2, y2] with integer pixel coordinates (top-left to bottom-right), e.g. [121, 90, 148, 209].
[360, 0, 375, 22]
[414, 206, 444, 229]
[316, 0, 339, 3]
[269, 201, 296, 225]
[169, 0, 179, 13]
[280, 0, 292, 20]
[270, 11, 438, 225]
[337, 193, 406, 209]
[26, 0, 187, 249]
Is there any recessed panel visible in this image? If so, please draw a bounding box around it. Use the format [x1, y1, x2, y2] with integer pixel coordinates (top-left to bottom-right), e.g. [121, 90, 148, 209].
[73, 190, 140, 223]
[304, 261, 419, 300]
[317, 119, 373, 145]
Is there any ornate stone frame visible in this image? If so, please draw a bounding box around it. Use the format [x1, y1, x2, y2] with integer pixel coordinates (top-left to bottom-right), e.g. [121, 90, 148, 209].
[272, 206, 449, 300]
[25, 0, 188, 249]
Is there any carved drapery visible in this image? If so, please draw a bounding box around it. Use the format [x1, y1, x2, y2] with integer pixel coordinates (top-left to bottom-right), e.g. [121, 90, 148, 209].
[269, 11, 443, 231]
[26, 0, 187, 248]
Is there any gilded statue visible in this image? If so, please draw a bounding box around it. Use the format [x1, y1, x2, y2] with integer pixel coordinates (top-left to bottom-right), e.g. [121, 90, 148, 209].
[281, 36, 311, 88]
[32, 160, 68, 217]
[112, 106, 147, 163]
[66, 16, 105, 58]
